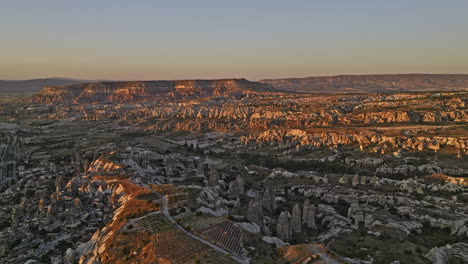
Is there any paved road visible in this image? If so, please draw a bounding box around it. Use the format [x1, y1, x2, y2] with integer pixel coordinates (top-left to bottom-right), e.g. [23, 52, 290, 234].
[154, 136, 184, 146]
[0, 133, 14, 161]
[1, 132, 16, 181]
[137, 180, 250, 264]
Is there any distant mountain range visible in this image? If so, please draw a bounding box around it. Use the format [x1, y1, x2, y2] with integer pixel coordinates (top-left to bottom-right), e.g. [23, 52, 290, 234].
[0, 78, 87, 94]
[2, 74, 468, 95]
[260, 74, 468, 94]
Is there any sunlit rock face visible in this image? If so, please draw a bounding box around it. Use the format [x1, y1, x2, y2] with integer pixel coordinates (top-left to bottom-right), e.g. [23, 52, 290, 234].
[2, 75, 468, 264]
[241, 128, 468, 157]
[30, 79, 280, 104]
[29, 83, 467, 157]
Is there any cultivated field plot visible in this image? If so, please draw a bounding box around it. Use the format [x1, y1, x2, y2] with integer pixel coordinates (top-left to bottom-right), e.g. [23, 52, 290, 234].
[167, 192, 188, 207]
[131, 213, 173, 233]
[153, 230, 209, 263]
[199, 221, 244, 256]
[177, 213, 245, 256]
[177, 213, 226, 229]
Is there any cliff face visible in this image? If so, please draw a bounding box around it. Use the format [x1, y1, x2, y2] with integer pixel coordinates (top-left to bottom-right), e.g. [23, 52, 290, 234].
[260, 74, 468, 94]
[240, 129, 468, 157]
[25, 78, 468, 158]
[70, 92, 467, 132]
[30, 79, 280, 104]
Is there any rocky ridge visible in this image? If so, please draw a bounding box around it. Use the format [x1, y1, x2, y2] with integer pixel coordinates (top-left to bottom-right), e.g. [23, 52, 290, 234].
[261, 74, 468, 94]
[30, 79, 281, 104]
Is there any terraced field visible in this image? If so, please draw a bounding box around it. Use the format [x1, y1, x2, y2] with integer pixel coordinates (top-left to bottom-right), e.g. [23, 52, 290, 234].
[153, 230, 210, 263]
[199, 221, 244, 256]
[176, 213, 245, 256]
[177, 213, 226, 229]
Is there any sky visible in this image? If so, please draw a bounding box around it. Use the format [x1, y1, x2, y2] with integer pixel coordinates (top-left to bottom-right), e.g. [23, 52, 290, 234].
[0, 0, 467, 81]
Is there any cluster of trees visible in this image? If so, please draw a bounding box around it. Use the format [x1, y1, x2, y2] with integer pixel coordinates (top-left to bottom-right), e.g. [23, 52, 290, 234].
[183, 141, 204, 154]
[121, 130, 151, 138]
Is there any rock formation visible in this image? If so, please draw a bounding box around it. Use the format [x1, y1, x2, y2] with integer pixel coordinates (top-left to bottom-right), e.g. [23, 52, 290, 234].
[247, 198, 264, 226]
[291, 204, 302, 233]
[236, 175, 245, 195]
[277, 212, 290, 242]
[339, 175, 349, 185]
[261, 188, 276, 212]
[351, 174, 360, 186]
[302, 199, 310, 224]
[208, 166, 220, 186]
[31, 79, 280, 104]
[227, 180, 240, 199]
[307, 204, 317, 229]
[425, 243, 468, 264]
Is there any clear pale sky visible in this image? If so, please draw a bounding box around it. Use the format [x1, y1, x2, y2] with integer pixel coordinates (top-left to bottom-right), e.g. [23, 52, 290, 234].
[1, 0, 467, 80]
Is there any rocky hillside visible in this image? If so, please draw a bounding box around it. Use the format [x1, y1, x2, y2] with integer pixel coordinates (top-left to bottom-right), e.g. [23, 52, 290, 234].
[24, 88, 467, 158]
[30, 79, 281, 104]
[260, 74, 468, 94]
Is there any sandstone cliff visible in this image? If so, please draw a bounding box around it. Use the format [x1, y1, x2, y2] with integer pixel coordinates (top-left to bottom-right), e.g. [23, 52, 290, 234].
[30, 79, 280, 104]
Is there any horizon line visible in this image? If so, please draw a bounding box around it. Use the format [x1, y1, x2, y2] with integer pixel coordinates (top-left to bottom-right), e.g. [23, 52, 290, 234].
[3, 72, 468, 82]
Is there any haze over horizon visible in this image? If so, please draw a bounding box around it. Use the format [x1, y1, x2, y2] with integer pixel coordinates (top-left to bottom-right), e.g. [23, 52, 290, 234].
[1, 0, 468, 81]
[1, 2, 468, 263]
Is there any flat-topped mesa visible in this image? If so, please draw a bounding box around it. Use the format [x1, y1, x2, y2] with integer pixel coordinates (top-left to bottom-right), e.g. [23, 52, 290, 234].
[30, 79, 281, 104]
